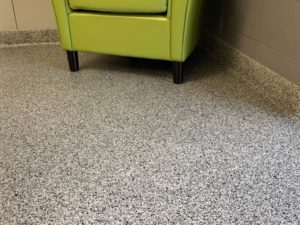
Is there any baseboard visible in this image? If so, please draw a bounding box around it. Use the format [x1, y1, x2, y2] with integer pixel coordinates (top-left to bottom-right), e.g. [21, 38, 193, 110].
[0, 29, 59, 46]
[200, 30, 300, 118]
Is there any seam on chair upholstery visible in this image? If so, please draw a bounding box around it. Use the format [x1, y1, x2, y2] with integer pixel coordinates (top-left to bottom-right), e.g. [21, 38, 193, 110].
[168, 0, 172, 59]
[64, 0, 73, 49]
[180, 0, 189, 61]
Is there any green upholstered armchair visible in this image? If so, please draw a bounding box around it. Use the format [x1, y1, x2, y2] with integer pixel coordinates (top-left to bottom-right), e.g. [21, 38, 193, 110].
[52, 0, 204, 84]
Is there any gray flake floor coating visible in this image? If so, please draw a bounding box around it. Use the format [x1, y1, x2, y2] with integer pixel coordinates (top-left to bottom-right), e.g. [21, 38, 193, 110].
[0, 44, 300, 225]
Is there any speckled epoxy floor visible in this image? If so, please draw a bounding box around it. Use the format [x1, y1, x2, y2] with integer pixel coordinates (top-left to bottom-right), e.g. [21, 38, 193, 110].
[0, 44, 300, 225]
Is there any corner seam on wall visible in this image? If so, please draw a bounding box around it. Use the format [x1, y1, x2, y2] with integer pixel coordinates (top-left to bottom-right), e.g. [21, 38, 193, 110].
[11, 0, 19, 30]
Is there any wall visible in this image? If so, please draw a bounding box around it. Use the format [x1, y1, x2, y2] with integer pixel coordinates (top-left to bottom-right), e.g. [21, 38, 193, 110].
[204, 0, 300, 85]
[0, 0, 56, 31]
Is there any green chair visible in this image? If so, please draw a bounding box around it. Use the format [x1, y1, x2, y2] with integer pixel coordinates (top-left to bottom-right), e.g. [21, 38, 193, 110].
[52, 0, 204, 84]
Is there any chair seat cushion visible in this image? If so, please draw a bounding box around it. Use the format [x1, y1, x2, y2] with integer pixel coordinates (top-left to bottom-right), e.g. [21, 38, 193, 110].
[68, 0, 168, 14]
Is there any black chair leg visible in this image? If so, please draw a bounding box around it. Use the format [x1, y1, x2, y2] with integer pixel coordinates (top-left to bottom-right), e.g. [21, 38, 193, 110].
[66, 51, 79, 72]
[173, 62, 184, 84]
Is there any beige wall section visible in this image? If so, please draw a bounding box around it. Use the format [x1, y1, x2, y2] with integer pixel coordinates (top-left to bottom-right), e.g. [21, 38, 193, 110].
[204, 0, 300, 85]
[0, 0, 17, 31]
[0, 0, 56, 31]
[13, 0, 56, 30]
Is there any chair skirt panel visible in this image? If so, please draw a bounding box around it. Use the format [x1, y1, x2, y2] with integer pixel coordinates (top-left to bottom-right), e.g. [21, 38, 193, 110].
[69, 13, 171, 60]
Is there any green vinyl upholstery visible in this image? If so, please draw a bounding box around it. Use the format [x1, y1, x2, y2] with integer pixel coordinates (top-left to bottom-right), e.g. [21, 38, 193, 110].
[69, 13, 170, 60]
[52, 0, 204, 83]
[68, 0, 168, 14]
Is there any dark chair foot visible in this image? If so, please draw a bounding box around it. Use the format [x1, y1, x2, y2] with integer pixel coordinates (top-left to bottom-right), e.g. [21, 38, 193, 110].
[173, 62, 184, 84]
[66, 51, 79, 72]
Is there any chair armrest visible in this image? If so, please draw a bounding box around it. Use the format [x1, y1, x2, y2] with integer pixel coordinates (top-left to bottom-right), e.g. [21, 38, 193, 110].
[52, 0, 73, 50]
[170, 0, 204, 61]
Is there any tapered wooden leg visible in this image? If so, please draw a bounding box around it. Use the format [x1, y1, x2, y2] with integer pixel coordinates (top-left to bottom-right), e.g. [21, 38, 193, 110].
[66, 51, 79, 72]
[173, 62, 184, 84]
